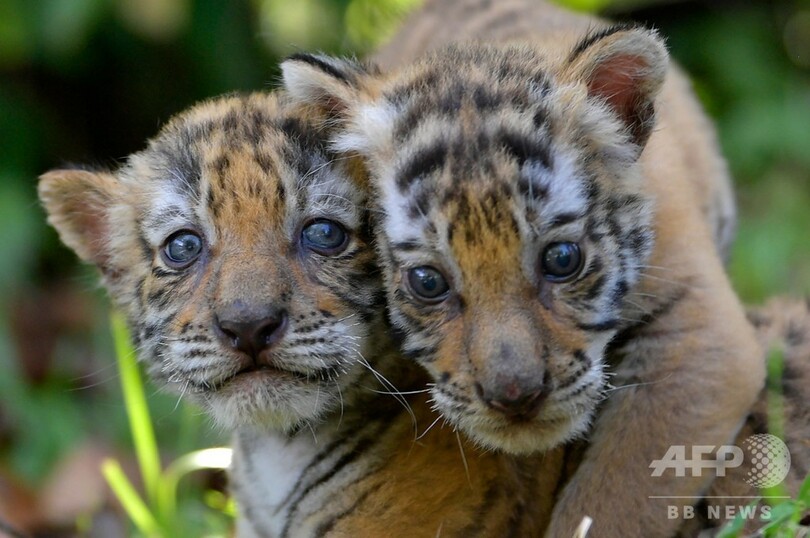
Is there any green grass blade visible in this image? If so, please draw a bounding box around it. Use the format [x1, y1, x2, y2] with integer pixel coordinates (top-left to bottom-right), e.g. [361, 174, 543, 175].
[112, 312, 161, 508]
[157, 447, 233, 527]
[798, 471, 810, 504]
[763, 346, 790, 501]
[101, 458, 161, 537]
[716, 499, 757, 538]
[766, 346, 786, 442]
[759, 500, 799, 536]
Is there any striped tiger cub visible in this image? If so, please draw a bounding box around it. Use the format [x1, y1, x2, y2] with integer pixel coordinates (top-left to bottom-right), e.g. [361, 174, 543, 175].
[38, 90, 573, 536]
[280, 4, 766, 536]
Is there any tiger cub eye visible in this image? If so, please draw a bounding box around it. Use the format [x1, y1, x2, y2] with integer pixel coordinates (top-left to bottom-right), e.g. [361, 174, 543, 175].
[407, 266, 450, 303]
[541, 242, 583, 282]
[162, 230, 203, 268]
[301, 219, 348, 255]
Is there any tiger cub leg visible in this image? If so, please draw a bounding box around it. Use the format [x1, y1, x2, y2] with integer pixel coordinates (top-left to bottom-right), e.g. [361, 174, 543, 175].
[677, 297, 810, 536]
[548, 252, 764, 536]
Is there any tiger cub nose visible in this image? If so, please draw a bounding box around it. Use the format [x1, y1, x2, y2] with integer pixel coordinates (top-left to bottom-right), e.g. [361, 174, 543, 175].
[476, 382, 549, 421]
[215, 307, 288, 359]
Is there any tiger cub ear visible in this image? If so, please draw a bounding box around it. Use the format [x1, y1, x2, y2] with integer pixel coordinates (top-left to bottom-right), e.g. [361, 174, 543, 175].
[38, 168, 123, 277]
[564, 25, 669, 148]
[281, 53, 377, 117]
[282, 53, 392, 157]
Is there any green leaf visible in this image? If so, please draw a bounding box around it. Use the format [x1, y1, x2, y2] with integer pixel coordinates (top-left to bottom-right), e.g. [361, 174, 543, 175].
[345, 0, 422, 51]
[102, 459, 162, 537]
[157, 447, 232, 525]
[798, 471, 810, 504]
[758, 500, 798, 535]
[716, 499, 757, 538]
[551, 0, 612, 12]
[112, 312, 161, 509]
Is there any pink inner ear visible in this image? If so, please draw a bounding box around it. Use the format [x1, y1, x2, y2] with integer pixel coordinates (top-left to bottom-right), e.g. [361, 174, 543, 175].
[322, 95, 349, 117]
[587, 54, 650, 138]
[62, 188, 116, 275]
[40, 169, 122, 277]
[77, 202, 111, 268]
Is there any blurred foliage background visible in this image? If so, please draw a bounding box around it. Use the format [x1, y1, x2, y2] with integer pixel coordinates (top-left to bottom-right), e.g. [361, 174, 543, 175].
[0, 0, 808, 535]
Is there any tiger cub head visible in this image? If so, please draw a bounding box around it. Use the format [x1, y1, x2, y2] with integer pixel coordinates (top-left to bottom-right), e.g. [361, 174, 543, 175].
[39, 92, 381, 432]
[282, 26, 667, 453]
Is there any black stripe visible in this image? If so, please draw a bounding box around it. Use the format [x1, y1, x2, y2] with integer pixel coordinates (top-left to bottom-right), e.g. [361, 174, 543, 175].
[608, 286, 690, 351]
[394, 307, 428, 337]
[136, 229, 153, 261]
[580, 257, 604, 280]
[518, 176, 548, 201]
[566, 376, 599, 399]
[407, 187, 432, 219]
[499, 129, 551, 169]
[547, 211, 583, 228]
[221, 108, 239, 134]
[402, 345, 437, 362]
[277, 417, 383, 510]
[505, 499, 528, 538]
[460, 480, 502, 535]
[206, 187, 222, 218]
[312, 481, 385, 535]
[332, 285, 376, 312]
[471, 85, 501, 110]
[533, 108, 548, 129]
[177, 333, 211, 344]
[151, 266, 175, 278]
[577, 319, 619, 332]
[253, 147, 277, 176]
[396, 143, 447, 191]
[390, 240, 422, 252]
[609, 279, 629, 307]
[583, 274, 607, 302]
[140, 322, 159, 341]
[278, 116, 329, 163]
[553, 443, 584, 500]
[569, 23, 640, 62]
[165, 146, 201, 198]
[146, 284, 178, 310]
[280, 419, 398, 538]
[557, 350, 592, 390]
[285, 53, 353, 85]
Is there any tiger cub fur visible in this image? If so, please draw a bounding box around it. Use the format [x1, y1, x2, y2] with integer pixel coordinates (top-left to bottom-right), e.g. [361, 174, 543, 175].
[281, 18, 764, 538]
[680, 297, 810, 536]
[38, 91, 572, 537]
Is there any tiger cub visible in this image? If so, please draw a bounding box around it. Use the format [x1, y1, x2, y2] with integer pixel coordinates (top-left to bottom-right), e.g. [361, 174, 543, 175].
[38, 91, 571, 536]
[281, 21, 764, 538]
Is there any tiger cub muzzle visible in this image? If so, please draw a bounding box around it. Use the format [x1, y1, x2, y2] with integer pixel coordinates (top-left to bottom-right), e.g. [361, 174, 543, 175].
[432, 297, 603, 454]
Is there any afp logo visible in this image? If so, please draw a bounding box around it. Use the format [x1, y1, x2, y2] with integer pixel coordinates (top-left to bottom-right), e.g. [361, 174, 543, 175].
[650, 434, 791, 487]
